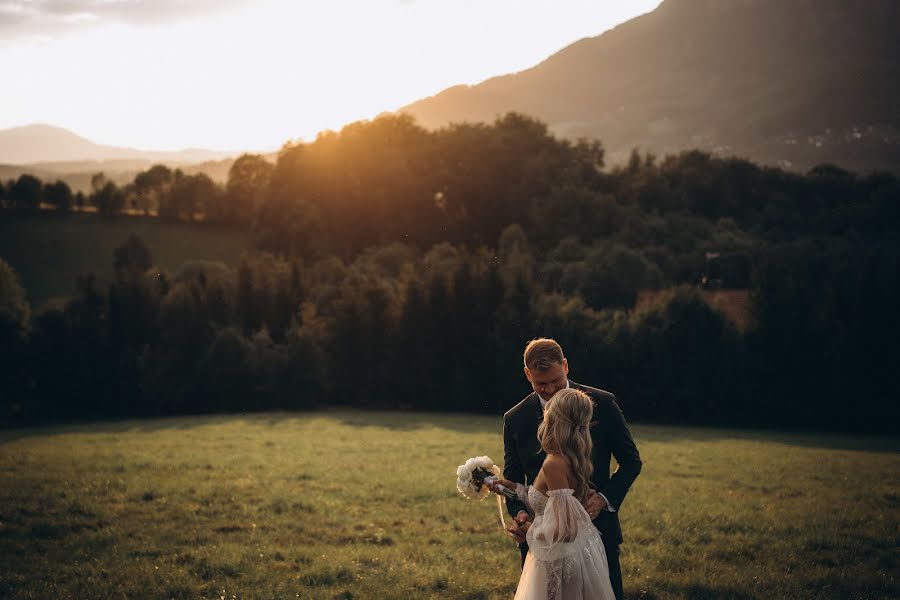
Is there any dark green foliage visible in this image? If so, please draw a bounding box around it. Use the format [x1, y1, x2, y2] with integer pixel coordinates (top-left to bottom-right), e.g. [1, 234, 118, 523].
[746, 241, 900, 429]
[253, 113, 604, 257]
[162, 172, 219, 223]
[0, 260, 30, 420]
[43, 180, 73, 212]
[133, 164, 174, 215]
[0, 258, 29, 343]
[92, 181, 125, 217]
[581, 244, 651, 310]
[1, 114, 898, 432]
[113, 234, 153, 279]
[195, 327, 256, 411]
[9, 174, 42, 211]
[626, 288, 745, 422]
[225, 154, 273, 225]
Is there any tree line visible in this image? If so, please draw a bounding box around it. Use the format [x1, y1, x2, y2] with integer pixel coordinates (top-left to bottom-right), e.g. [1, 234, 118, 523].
[1, 113, 898, 431]
[0, 156, 272, 223]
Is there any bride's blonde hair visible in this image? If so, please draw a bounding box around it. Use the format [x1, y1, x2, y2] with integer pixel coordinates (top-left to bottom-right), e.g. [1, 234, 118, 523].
[538, 388, 594, 503]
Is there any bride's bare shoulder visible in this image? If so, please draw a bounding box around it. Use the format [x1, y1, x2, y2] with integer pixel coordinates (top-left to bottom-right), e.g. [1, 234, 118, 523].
[541, 453, 573, 489]
[542, 452, 570, 467]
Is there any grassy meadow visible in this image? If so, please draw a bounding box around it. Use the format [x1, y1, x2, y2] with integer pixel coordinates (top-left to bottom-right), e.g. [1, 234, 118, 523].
[0, 213, 250, 305]
[0, 411, 897, 599]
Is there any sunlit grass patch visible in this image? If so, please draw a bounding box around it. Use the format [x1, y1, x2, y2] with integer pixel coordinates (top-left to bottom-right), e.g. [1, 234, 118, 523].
[0, 411, 897, 599]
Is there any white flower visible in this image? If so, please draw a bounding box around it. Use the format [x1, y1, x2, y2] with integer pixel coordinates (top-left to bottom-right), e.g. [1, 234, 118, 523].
[457, 476, 481, 499]
[456, 455, 499, 500]
[475, 456, 493, 470]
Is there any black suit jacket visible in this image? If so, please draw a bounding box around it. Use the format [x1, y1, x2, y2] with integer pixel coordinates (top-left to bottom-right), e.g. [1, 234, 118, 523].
[502, 381, 642, 546]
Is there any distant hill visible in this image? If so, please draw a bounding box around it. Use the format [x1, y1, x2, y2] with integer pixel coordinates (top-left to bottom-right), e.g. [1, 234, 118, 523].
[0, 124, 236, 165]
[401, 0, 900, 173]
[0, 125, 278, 192]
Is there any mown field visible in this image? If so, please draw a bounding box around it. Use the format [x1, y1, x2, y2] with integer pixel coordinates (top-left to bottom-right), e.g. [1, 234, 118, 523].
[0, 411, 897, 599]
[0, 213, 250, 305]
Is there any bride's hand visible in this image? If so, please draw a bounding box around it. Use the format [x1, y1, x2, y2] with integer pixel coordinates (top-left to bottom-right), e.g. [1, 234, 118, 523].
[488, 478, 517, 494]
[507, 510, 531, 543]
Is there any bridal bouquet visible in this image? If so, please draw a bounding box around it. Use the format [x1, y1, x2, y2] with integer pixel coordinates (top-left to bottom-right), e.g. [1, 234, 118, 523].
[456, 455, 517, 500]
[456, 455, 518, 528]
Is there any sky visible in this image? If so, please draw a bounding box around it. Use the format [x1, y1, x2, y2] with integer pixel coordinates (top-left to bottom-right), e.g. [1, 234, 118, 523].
[0, 0, 662, 152]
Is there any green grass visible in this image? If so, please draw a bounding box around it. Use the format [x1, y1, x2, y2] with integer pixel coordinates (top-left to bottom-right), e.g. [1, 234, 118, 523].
[0, 411, 897, 599]
[0, 213, 251, 305]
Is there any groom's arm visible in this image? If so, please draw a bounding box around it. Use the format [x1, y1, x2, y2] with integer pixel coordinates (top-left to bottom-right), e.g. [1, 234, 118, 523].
[502, 413, 528, 518]
[597, 395, 642, 511]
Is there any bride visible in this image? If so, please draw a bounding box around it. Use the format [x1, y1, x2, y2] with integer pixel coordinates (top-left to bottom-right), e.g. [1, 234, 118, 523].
[490, 388, 616, 600]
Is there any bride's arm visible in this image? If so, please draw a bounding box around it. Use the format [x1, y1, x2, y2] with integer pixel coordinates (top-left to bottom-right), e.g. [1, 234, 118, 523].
[488, 478, 528, 502]
[488, 478, 533, 519]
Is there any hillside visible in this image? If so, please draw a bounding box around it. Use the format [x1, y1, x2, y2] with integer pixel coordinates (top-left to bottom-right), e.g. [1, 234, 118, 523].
[0, 124, 252, 192]
[0, 213, 251, 305]
[0, 124, 234, 165]
[401, 0, 900, 173]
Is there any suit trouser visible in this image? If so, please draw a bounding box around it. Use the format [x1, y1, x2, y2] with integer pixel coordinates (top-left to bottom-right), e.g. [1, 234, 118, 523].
[519, 537, 623, 600]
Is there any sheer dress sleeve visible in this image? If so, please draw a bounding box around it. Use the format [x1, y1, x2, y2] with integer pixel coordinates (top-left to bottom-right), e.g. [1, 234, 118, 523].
[526, 489, 599, 562]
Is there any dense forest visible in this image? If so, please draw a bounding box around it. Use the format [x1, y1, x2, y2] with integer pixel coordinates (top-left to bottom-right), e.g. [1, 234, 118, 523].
[1, 113, 898, 431]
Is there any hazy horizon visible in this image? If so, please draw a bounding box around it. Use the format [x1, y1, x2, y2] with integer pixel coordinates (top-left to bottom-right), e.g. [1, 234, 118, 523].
[0, 0, 662, 153]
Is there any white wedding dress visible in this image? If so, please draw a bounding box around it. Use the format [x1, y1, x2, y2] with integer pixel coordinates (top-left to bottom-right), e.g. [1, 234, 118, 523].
[514, 485, 616, 600]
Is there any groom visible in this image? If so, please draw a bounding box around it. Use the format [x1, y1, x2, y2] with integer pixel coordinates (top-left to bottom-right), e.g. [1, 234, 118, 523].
[503, 338, 642, 600]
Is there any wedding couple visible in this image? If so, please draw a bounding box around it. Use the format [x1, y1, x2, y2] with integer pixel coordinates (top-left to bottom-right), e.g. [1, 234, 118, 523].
[489, 338, 642, 600]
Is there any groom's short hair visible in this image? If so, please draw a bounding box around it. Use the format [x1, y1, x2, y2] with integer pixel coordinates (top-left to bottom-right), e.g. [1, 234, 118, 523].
[524, 338, 565, 371]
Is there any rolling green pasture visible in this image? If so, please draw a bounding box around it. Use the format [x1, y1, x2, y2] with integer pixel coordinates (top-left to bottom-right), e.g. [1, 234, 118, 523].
[0, 213, 251, 305]
[1, 412, 897, 599]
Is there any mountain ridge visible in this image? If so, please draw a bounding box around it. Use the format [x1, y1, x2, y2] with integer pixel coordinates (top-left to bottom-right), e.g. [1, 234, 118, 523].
[0, 124, 238, 165]
[400, 0, 900, 172]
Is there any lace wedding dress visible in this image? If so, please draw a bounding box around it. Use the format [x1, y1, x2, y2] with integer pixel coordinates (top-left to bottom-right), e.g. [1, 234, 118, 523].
[514, 485, 616, 600]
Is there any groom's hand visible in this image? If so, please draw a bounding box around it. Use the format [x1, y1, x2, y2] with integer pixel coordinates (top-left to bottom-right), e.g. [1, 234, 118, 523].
[583, 491, 608, 520]
[506, 511, 531, 544]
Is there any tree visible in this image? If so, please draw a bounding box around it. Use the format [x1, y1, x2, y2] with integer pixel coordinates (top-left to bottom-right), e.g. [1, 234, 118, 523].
[0, 260, 30, 421]
[43, 180, 73, 212]
[0, 259, 29, 343]
[235, 259, 257, 335]
[90, 172, 107, 194]
[197, 328, 253, 411]
[163, 173, 220, 222]
[141, 279, 213, 414]
[9, 174, 42, 211]
[226, 154, 273, 225]
[628, 287, 744, 422]
[582, 245, 650, 310]
[113, 234, 153, 280]
[133, 164, 174, 215]
[93, 181, 125, 217]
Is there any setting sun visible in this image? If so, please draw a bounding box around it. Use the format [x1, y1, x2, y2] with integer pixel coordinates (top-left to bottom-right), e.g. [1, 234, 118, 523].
[0, 0, 661, 152]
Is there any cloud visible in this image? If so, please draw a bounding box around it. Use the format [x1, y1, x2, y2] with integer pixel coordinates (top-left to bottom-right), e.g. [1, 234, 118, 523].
[0, 0, 251, 40]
